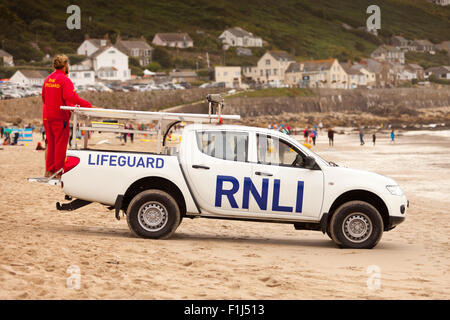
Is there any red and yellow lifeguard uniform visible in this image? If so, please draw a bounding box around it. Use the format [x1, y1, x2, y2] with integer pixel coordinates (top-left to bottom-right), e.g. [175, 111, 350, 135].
[42, 69, 91, 173]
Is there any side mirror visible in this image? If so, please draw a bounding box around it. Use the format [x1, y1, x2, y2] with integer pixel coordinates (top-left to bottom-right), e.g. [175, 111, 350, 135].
[304, 156, 316, 169]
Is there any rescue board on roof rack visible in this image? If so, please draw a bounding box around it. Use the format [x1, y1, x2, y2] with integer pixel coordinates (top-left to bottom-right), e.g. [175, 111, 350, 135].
[60, 106, 240, 122]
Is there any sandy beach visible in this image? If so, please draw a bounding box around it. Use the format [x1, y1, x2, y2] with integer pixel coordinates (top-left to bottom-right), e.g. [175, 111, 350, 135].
[0, 129, 449, 299]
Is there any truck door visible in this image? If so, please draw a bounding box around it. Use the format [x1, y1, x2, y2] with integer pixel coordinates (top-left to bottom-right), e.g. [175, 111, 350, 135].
[247, 133, 324, 219]
[184, 130, 253, 216]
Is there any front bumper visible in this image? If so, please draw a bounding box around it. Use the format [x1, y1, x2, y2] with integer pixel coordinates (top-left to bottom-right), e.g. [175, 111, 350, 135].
[385, 196, 408, 230]
[387, 216, 405, 231]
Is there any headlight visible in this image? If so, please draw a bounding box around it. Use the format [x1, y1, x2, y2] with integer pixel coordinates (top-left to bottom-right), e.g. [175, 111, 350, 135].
[386, 185, 403, 196]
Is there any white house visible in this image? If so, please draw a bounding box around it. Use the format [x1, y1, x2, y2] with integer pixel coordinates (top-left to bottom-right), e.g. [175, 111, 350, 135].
[116, 35, 154, 67]
[214, 66, 241, 88]
[69, 64, 95, 85]
[10, 70, 49, 86]
[340, 63, 367, 88]
[349, 63, 376, 87]
[0, 49, 14, 66]
[90, 46, 131, 81]
[245, 51, 295, 84]
[424, 66, 450, 79]
[397, 66, 417, 81]
[152, 33, 194, 48]
[432, 0, 450, 6]
[218, 27, 263, 50]
[285, 59, 348, 89]
[371, 45, 405, 65]
[77, 37, 110, 56]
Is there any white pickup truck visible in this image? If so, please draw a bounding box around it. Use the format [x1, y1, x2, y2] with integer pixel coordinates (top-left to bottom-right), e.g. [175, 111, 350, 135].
[48, 103, 408, 249]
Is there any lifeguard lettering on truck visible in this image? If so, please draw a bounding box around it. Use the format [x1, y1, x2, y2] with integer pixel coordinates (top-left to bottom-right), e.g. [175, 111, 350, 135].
[60, 124, 408, 249]
[87, 154, 164, 168]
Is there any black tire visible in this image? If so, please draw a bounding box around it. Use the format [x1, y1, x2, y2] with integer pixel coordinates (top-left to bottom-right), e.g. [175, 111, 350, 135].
[329, 201, 384, 249]
[126, 189, 180, 239]
[326, 226, 332, 240]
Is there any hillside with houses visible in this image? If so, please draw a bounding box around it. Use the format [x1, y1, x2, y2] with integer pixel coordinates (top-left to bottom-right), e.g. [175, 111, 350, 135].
[0, 0, 449, 98]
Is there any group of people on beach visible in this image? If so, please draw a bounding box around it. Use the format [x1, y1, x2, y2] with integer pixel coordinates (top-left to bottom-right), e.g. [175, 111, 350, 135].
[266, 121, 398, 149]
[267, 122, 336, 147]
[359, 125, 396, 146]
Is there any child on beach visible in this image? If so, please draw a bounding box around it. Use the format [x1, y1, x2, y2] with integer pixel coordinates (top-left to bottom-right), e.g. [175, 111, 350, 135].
[372, 133, 376, 146]
[390, 130, 395, 143]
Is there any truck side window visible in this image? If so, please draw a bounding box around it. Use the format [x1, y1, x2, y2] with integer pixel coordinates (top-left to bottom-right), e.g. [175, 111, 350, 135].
[196, 131, 248, 162]
[257, 134, 304, 167]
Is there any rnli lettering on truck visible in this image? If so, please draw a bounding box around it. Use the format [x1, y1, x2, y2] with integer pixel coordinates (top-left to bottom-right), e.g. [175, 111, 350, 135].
[87, 154, 164, 169]
[215, 175, 305, 213]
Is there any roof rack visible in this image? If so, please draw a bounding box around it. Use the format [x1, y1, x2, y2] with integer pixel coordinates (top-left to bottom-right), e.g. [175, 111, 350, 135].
[61, 94, 240, 154]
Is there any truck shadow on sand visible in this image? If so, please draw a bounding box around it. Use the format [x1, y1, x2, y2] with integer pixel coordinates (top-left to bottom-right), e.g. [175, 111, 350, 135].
[50, 225, 409, 250]
[172, 232, 339, 249]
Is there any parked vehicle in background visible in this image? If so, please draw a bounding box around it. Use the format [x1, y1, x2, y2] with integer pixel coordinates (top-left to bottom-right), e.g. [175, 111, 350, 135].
[267, 80, 288, 88]
[179, 82, 192, 89]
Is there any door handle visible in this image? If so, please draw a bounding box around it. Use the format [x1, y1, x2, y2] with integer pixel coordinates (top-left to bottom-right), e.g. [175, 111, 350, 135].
[192, 164, 210, 170]
[255, 171, 273, 177]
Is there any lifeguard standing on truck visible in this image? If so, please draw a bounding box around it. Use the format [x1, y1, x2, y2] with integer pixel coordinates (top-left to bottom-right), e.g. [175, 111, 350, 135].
[42, 55, 92, 178]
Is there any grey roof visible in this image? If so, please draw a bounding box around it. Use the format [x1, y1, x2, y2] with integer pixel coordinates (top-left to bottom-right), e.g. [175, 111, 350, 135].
[406, 63, 423, 70]
[392, 35, 408, 42]
[340, 63, 364, 75]
[154, 33, 193, 43]
[371, 45, 402, 55]
[436, 41, 450, 51]
[285, 62, 302, 73]
[425, 66, 450, 73]
[286, 59, 339, 73]
[169, 70, 197, 77]
[89, 46, 122, 59]
[268, 51, 295, 62]
[225, 27, 255, 38]
[302, 59, 335, 72]
[0, 49, 12, 57]
[412, 39, 434, 46]
[86, 39, 108, 47]
[360, 58, 382, 73]
[18, 69, 49, 79]
[118, 39, 153, 50]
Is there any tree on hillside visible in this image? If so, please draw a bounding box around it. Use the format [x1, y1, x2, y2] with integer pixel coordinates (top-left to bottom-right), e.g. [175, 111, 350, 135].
[153, 47, 172, 69]
[3, 40, 43, 62]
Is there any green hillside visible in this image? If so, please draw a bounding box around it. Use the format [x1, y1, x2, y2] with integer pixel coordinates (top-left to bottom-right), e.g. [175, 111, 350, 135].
[0, 0, 449, 65]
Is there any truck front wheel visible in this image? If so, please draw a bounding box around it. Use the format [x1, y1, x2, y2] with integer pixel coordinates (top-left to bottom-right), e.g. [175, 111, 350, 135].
[329, 201, 384, 249]
[126, 189, 180, 239]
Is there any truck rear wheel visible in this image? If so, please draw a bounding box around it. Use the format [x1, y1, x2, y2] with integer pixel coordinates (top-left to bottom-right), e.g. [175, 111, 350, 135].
[126, 189, 180, 239]
[329, 201, 383, 249]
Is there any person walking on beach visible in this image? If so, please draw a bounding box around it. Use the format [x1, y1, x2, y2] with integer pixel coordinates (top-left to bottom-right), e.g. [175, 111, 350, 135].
[372, 132, 376, 146]
[303, 127, 310, 143]
[359, 125, 365, 146]
[390, 130, 395, 143]
[129, 124, 134, 143]
[328, 127, 334, 147]
[42, 54, 92, 178]
[311, 129, 317, 146]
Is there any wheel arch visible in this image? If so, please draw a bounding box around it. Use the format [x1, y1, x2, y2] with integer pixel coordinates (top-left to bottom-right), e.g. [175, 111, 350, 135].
[122, 176, 187, 217]
[326, 189, 389, 231]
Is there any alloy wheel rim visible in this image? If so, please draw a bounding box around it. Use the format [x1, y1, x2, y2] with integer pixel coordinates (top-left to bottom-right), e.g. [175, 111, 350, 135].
[138, 202, 168, 232]
[342, 213, 372, 243]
